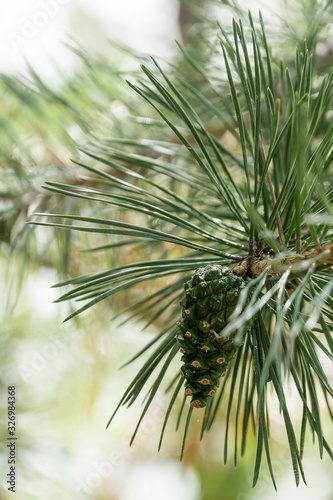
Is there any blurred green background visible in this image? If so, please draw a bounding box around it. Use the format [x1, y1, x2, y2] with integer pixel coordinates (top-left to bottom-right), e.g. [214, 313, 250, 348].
[1, 1, 333, 499]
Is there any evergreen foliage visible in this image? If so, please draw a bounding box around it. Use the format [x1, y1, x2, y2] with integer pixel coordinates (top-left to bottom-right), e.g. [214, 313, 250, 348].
[3, 0, 333, 488]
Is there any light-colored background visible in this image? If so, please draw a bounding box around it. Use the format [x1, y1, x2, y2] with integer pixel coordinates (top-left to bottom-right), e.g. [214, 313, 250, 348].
[1, 1, 332, 499]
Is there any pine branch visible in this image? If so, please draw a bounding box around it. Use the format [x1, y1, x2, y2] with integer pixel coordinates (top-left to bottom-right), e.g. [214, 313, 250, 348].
[16, 1, 333, 488]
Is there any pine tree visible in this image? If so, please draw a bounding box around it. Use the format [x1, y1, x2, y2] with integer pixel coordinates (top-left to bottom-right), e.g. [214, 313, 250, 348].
[18, 0, 333, 489]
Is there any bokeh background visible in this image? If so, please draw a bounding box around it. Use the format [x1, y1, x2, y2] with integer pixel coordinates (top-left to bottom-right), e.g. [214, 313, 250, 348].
[1, 1, 333, 499]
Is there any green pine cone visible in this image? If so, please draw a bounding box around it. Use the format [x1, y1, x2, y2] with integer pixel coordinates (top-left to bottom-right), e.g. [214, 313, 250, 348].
[176, 265, 252, 408]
